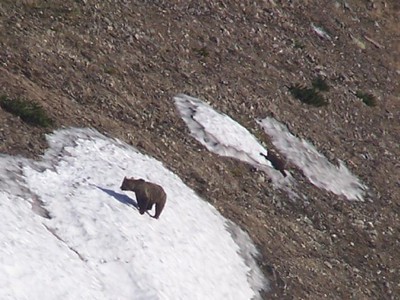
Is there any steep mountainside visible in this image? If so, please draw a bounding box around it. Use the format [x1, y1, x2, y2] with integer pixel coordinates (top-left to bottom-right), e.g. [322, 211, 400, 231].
[1, 1, 399, 298]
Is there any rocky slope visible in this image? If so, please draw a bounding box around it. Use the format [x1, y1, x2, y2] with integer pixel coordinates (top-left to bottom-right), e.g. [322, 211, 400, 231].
[1, 0, 399, 298]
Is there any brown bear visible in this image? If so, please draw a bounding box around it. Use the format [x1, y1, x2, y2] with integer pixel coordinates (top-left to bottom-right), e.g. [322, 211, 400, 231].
[120, 177, 167, 219]
[260, 150, 287, 177]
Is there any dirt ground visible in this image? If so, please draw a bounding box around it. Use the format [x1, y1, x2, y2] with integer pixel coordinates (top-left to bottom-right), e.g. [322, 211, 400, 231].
[1, 1, 399, 299]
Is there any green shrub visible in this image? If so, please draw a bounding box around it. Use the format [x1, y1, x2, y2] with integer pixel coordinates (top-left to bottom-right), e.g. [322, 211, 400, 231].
[0, 95, 54, 127]
[293, 39, 305, 50]
[355, 91, 377, 107]
[288, 84, 328, 107]
[193, 47, 209, 58]
[312, 76, 330, 92]
[103, 65, 117, 75]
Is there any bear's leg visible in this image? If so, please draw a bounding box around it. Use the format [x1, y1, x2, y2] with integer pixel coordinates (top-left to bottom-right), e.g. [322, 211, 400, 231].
[153, 199, 166, 219]
[147, 202, 154, 211]
[138, 198, 149, 215]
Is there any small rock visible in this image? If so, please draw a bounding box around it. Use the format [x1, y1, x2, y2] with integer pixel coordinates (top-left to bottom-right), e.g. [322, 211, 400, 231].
[369, 229, 378, 237]
[256, 175, 265, 184]
[353, 219, 364, 228]
[366, 221, 374, 229]
[324, 261, 333, 269]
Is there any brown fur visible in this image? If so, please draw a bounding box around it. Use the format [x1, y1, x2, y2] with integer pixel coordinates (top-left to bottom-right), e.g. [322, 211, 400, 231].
[120, 177, 167, 219]
[260, 151, 287, 177]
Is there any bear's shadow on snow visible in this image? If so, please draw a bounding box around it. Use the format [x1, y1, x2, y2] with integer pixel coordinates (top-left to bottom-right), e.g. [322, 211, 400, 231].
[97, 186, 138, 209]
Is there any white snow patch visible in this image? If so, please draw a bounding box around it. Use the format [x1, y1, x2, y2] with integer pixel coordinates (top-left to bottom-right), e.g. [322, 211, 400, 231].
[0, 128, 268, 300]
[258, 117, 366, 201]
[174, 94, 293, 190]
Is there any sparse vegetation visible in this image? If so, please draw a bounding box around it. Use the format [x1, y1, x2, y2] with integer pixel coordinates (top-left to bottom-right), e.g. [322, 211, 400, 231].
[312, 76, 330, 92]
[230, 166, 244, 177]
[193, 46, 209, 58]
[293, 39, 305, 50]
[288, 84, 328, 107]
[0, 95, 54, 127]
[20, 0, 81, 20]
[355, 90, 377, 107]
[104, 65, 117, 75]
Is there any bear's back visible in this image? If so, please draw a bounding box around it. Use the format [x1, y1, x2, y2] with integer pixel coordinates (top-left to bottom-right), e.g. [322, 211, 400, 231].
[144, 182, 166, 201]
